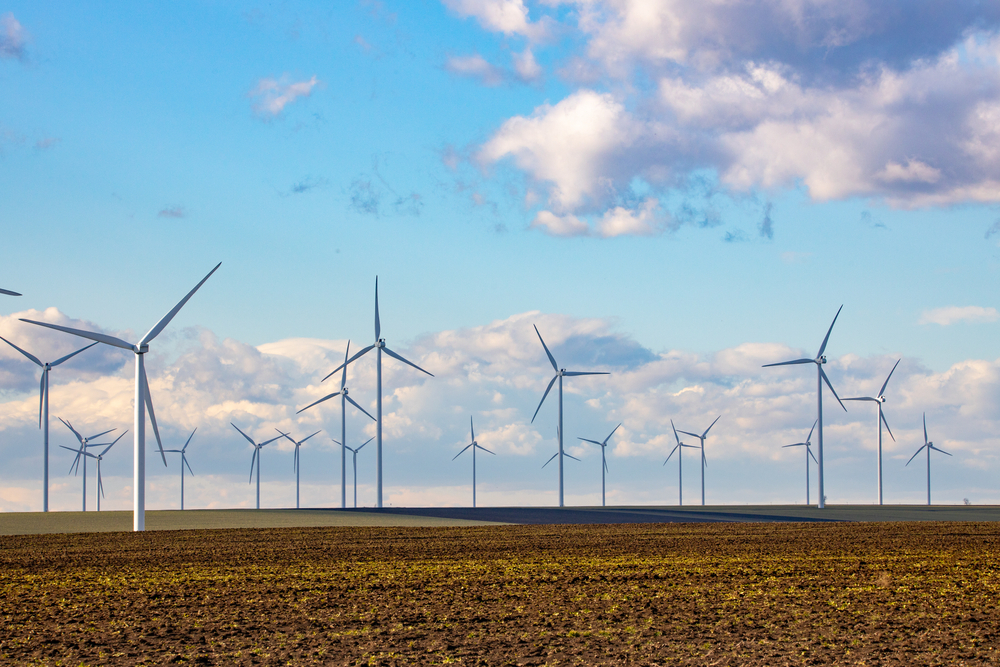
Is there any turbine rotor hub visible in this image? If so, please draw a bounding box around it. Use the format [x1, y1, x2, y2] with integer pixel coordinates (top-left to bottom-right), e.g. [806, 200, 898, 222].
[820, 355, 827, 364]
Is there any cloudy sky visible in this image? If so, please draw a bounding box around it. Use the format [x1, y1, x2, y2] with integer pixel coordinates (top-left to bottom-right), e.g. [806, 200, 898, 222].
[2, 1, 1000, 512]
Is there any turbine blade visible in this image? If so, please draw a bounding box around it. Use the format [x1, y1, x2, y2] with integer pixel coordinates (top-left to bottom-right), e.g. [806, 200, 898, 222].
[881, 410, 895, 442]
[808, 447, 818, 464]
[878, 359, 901, 398]
[276, 429, 297, 447]
[322, 344, 376, 382]
[816, 305, 843, 358]
[231, 422, 256, 446]
[140, 262, 221, 345]
[259, 434, 284, 447]
[578, 438, 602, 446]
[604, 458, 609, 472]
[923, 413, 928, 445]
[59, 417, 84, 443]
[0, 335, 43, 367]
[565, 453, 581, 462]
[671, 419, 680, 445]
[605, 423, 622, 443]
[905, 445, 926, 466]
[382, 346, 434, 376]
[341, 341, 350, 390]
[478, 445, 496, 456]
[50, 341, 99, 367]
[38, 373, 44, 429]
[299, 430, 321, 444]
[98, 467, 104, 499]
[531, 375, 559, 423]
[932, 445, 952, 457]
[345, 394, 376, 421]
[820, 368, 847, 412]
[357, 437, 374, 451]
[806, 419, 818, 443]
[102, 430, 127, 455]
[183, 454, 194, 476]
[249, 447, 258, 483]
[470, 416, 475, 444]
[664, 443, 680, 463]
[762, 358, 813, 367]
[563, 371, 610, 377]
[842, 397, 877, 402]
[182, 427, 197, 452]
[374, 276, 381, 341]
[677, 430, 700, 438]
[703, 415, 721, 438]
[142, 366, 167, 466]
[19, 319, 134, 351]
[452, 443, 473, 460]
[541, 452, 558, 469]
[87, 428, 116, 441]
[782, 443, 805, 448]
[533, 325, 559, 372]
[294, 446, 299, 473]
[296, 389, 343, 414]
[0, 288, 21, 296]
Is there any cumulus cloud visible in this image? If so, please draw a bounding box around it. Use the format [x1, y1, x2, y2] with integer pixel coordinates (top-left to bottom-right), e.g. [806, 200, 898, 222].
[446, 54, 506, 86]
[250, 75, 319, 117]
[919, 306, 1000, 326]
[513, 47, 542, 82]
[0, 13, 26, 60]
[442, 0, 550, 41]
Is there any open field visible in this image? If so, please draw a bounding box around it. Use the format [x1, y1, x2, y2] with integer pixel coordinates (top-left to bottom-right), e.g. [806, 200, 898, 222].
[2, 521, 999, 665]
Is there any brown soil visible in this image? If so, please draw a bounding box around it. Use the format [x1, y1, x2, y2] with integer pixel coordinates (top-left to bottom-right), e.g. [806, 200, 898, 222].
[1, 522, 998, 665]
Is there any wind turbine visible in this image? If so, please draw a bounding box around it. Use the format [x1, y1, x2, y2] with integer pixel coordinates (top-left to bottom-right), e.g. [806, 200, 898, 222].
[21, 263, 221, 530]
[453, 417, 495, 508]
[59, 418, 116, 511]
[297, 340, 376, 508]
[161, 428, 197, 510]
[277, 428, 321, 509]
[783, 420, 819, 505]
[664, 420, 699, 506]
[62, 431, 126, 512]
[320, 277, 433, 508]
[763, 305, 847, 509]
[335, 436, 373, 507]
[231, 423, 283, 510]
[530, 324, 609, 508]
[906, 413, 951, 506]
[578, 423, 620, 507]
[0, 336, 97, 512]
[0, 288, 21, 296]
[677, 416, 721, 506]
[843, 359, 900, 505]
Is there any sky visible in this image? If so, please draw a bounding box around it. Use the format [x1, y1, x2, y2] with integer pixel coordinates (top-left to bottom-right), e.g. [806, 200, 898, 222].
[2, 0, 1000, 512]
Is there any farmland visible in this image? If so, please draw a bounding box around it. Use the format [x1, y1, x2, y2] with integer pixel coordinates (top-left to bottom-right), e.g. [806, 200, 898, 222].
[2, 521, 999, 665]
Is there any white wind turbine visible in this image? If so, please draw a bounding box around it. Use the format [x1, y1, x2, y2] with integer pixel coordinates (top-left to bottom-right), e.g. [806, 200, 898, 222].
[21, 263, 221, 530]
[59, 419, 116, 512]
[336, 436, 374, 508]
[277, 428, 321, 509]
[161, 428, 196, 510]
[0, 335, 97, 512]
[664, 420, 698, 506]
[62, 431, 126, 512]
[843, 359, 900, 505]
[320, 277, 433, 508]
[763, 306, 847, 509]
[297, 340, 376, 508]
[578, 423, 620, 507]
[783, 420, 819, 505]
[231, 424, 283, 510]
[453, 417, 495, 508]
[906, 413, 951, 506]
[531, 325, 609, 508]
[677, 416, 720, 506]
[0, 288, 21, 296]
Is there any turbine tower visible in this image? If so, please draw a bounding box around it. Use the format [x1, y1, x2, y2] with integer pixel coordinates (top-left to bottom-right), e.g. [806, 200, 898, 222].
[277, 428, 321, 509]
[453, 417, 495, 508]
[231, 423, 283, 510]
[297, 340, 375, 508]
[530, 324, 609, 508]
[161, 428, 197, 510]
[578, 423, 621, 507]
[677, 416, 721, 506]
[320, 277, 433, 509]
[62, 431, 126, 512]
[664, 420, 698, 506]
[0, 288, 21, 296]
[335, 436, 373, 507]
[763, 306, 847, 509]
[783, 420, 819, 505]
[843, 359, 900, 505]
[21, 263, 221, 530]
[59, 419, 116, 511]
[906, 413, 951, 506]
[0, 336, 97, 512]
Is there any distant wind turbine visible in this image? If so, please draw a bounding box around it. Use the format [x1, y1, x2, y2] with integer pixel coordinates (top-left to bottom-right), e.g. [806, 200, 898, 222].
[231, 423, 283, 510]
[783, 420, 819, 505]
[906, 413, 951, 506]
[0, 335, 97, 512]
[453, 417, 495, 508]
[531, 324, 609, 508]
[320, 277, 433, 508]
[297, 340, 375, 508]
[0, 288, 21, 296]
[843, 359, 900, 505]
[21, 263, 221, 530]
[664, 420, 698, 506]
[161, 428, 197, 510]
[578, 423, 620, 507]
[277, 428, 321, 509]
[62, 431, 126, 512]
[763, 306, 847, 509]
[59, 418, 116, 512]
[335, 436, 373, 508]
[677, 416, 721, 506]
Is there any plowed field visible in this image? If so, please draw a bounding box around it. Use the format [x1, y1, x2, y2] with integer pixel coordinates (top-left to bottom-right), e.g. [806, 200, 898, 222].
[1, 522, 998, 665]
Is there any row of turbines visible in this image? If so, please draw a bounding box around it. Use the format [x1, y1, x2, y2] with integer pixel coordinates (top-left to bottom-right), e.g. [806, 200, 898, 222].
[2, 274, 953, 530]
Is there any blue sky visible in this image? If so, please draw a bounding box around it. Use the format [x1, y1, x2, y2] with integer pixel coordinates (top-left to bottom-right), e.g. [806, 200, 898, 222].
[3, 1, 1000, 512]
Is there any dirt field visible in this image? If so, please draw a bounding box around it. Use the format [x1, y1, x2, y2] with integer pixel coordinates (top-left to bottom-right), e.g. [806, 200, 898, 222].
[1, 522, 998, 665]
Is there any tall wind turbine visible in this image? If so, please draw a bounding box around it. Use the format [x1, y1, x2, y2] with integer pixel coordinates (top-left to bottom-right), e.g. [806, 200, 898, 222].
[63, 431, 126, 512]
[453, 417, 495, 508]
[297, 340, 375, 508]
[763, 306, 847, 509]
[578, 423, 620, 507]
[21, 263, 221, 530]
[232, 423, 283, 510]
[843, 359, 900, 505]
[530, 325, 609, 508]
[906, 413, 951, 506]
[0, 336, 97, 512]
[277, 428, 321, 509]
[677, 416, 720, 506]
[0, 288, 21, 296]
[162, 428, 196, 510]
[783, 420, 819, 505]
[335, 436, 373, 508]
[59, 418, 116, 511]
[320, 278, 433, 508]
[664, 420, 698, 506]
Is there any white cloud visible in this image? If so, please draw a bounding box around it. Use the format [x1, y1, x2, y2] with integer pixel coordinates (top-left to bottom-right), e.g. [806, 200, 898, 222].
[0, 13, 26, 60]
[446, 54, 506, 86]
[513, 47, 542, 81]
[442, 0, 550, 40]
[249, 75, 319, 117]
[530, 210, 589, 236]
[919, 306, 1000, 326]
